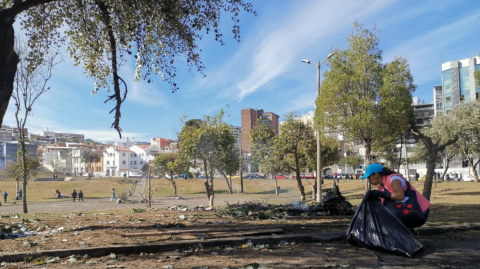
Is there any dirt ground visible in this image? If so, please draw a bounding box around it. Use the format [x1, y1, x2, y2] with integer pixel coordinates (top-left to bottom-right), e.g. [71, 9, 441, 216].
[0, 203, 479, 268]
[30, 230, 480, 269]
[1, 180, 480, 268]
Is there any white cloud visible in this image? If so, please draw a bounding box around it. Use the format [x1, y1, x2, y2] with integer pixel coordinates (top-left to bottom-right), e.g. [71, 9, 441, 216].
[192, 0, 395, 101]
[384, 12, 480, 86]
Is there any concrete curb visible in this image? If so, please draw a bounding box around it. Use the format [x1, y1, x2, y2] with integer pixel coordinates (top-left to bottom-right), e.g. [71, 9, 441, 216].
[0, 232, 345, 263]
[1, 223, 479, 262]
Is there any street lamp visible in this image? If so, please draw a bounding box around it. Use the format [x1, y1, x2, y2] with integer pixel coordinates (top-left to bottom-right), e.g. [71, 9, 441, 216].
[302, 51, 335, 203]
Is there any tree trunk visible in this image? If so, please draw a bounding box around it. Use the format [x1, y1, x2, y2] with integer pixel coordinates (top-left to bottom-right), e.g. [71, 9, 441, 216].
[472, 159, 480, 182]
[209, 163, 215, 207]
[0, 18, 18, 128]
[422, 148, 438, 201]
[275, 178, 278, 196]
[172, 180, 177, 195]
[203, 160, 210, 200]
[294, 152, 305, 202]
[467, 157, 479, 183]
[442, 158, 450, 181]
[222, 172, 232, 194]
[364, 142, 372, 191]
[15, 179, 20, 200]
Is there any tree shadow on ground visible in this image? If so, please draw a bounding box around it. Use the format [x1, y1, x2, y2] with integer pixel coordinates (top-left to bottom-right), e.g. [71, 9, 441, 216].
[426, 203, 480, 225]
[439, 191, 480, 196]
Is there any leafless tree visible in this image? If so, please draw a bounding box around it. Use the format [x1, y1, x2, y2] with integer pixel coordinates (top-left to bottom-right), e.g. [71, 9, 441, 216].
[12, 37, 62, 213]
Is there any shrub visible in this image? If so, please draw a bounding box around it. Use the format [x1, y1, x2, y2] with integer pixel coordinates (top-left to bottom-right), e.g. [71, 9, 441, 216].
[118, 191, 129, 201]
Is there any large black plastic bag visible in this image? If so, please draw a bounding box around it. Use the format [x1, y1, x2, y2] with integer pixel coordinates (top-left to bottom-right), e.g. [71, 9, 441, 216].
[346, 192, 423, 257]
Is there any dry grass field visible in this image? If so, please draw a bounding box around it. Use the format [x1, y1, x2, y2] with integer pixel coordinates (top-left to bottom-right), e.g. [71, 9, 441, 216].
[0, 173, 479, 225]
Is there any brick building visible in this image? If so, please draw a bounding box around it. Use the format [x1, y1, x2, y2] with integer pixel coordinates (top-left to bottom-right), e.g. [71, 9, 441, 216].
[241, 108, 279, 153]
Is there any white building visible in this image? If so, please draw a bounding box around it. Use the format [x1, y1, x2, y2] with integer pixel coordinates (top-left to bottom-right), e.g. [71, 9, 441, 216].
[72, 148, 90, 175]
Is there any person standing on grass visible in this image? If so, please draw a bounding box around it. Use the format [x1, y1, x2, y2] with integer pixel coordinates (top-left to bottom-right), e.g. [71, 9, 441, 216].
[71, 190, 77, 202]
[78, 190, 84, 202]
[111, 188, 117, 201]
[3, 191, 7, 203]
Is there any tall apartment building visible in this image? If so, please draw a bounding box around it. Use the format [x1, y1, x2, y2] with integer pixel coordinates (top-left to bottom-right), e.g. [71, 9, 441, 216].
[412, 97, 434, 127]
[230, 126, 242, 151]
[435, 56, 480, 114]
[241, 108, 279, 153]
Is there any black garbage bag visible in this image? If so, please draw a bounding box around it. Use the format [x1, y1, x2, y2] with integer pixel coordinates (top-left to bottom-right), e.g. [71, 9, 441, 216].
[346, 192, 423, 257]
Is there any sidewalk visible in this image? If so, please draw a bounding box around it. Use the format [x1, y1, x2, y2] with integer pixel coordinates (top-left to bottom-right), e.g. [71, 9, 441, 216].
[130, 176, 147, 200]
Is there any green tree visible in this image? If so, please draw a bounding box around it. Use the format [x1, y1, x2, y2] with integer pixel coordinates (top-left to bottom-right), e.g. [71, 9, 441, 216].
[440, 101, 480, 182]
[0, 0, 256, 135]
[315, 22, 416, 191]
[250, 121, 284, 195]
[152, 153, 188, 194]
[179, 110, 236, 207]
[12, 35, 60, 213]
[216, 137, 240, 194]
[81, 152, 101, 179]
[411, 105, 462, 200]
[1, 156, 40, 206]
[273, 113, 316, 202]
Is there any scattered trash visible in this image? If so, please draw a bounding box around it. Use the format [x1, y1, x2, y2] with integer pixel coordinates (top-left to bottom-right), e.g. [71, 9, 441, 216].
[246, 262, 260, 269]
[131, 208, 146, 213]
[322, 263, 351, 268]
[222, 187, 354, 220]
[61, 239, 68, 243]
[162, 266, 174, 269]
[211, 252, 219, 255]
[278, 240, 289, 246]
[179, 215, 186, 220]
[67, 255, 78, 262]
[23, 241, 37, 247]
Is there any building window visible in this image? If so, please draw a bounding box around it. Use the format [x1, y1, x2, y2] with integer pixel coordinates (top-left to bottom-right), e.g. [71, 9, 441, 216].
[107, 161, 110, 165]
[122, 161, 126, 164]
[459, 66, 470, 102]
[140, 161, 143, 164]
[123, 153, 125, 157]
[131, 161, 133, 165]
[134, 154, 137, 157]
[134, 161, 137, 165]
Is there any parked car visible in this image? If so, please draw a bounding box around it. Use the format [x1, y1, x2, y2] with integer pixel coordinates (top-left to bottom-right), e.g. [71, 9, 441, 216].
[244, 173, 265, 179]
[292, 174, 305, 179]
[179, 173, 189, 179]
[275, 174, 289, 179]
[304, 173, 315, 179]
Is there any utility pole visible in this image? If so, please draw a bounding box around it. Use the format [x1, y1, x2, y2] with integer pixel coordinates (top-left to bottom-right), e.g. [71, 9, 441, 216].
[302, 51, 335, 202]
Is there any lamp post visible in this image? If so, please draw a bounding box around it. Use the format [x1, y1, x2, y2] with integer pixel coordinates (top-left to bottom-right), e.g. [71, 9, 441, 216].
[302, 51, 335, 203]
[123, 137, 134, 177]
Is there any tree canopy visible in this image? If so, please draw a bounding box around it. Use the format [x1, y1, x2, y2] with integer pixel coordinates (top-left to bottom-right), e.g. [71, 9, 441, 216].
[315, 22, 415, 191]
[179, 110, 238, 206]
[0, 0, 256, 136]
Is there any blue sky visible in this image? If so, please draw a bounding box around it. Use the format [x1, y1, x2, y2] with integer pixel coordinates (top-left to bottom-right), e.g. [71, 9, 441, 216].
[5, 0, 480, 142]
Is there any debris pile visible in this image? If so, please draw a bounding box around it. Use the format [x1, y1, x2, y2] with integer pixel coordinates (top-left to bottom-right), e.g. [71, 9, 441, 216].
[222, 187, 354, 220]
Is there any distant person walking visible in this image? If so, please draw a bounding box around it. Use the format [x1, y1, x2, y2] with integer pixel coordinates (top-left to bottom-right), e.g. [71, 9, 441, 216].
[3, 191, 7, 203]
[71, 190, 77, 202]
[111, 188, 117, 201]
[78, 190, 84, 202]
